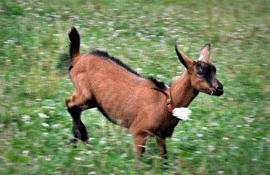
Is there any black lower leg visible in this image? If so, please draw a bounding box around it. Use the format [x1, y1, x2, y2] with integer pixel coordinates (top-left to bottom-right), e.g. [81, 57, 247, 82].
[67, 106, 88, 142]
[162, 148, 168, 159]
[157, 137, 168, 159]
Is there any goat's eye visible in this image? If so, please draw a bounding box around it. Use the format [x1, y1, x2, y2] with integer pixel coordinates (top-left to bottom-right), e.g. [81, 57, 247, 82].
[196, 64, 204, 75]
[196, 68, 204, 78]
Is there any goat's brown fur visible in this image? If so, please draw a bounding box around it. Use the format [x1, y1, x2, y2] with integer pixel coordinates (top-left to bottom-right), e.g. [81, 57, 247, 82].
[65, 27, 223, 158]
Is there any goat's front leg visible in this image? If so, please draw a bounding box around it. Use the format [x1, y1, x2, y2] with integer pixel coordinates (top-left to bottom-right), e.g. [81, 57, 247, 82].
[156, 137, 168, 159]
[133, 133, 149, 158]
[66, 98, 88, 145]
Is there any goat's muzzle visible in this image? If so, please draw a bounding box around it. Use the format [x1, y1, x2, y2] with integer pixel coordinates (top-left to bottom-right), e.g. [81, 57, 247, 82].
[211, 83, 224, 96]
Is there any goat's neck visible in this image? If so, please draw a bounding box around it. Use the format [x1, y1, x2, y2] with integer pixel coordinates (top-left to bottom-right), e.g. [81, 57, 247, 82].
[170, 70, 199, 108]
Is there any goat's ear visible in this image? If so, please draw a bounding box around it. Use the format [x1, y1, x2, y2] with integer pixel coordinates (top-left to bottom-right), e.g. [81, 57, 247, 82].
[198, 43, 211, 63]
[175, 44, 193, 69]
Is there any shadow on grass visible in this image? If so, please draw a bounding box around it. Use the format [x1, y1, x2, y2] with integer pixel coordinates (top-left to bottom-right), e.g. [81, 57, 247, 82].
[57, 52, 70, 74]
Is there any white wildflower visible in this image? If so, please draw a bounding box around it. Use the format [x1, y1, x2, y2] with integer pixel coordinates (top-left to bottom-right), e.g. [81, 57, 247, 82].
[222, 137, 229, 141]
[41, 123, 49, 127]
[252, 158, 258, 162]
[38, 113, 49, 119]
[25, 7, 32, 11]
[172, 108, 192, 120]
[217, 171, 224, 175]
[23, 150, 29, 155]
[63, 128, 69, 132]
[210, 123, 219, 127]
[82, 164, 94, 168]
[202, 127, 208, 131]
[136, 68, 142, 74]
[99, 140, 106, 145]
[86, 151, 93, 155]
[42, 132, 49, 137]
[157, 74, 163, 79]
[208, 145, 215, 151]
[233, 146, 239, 149]
[238, 136, 245, 140]
[22, 115, 31, 121]
[42, 106, 56, 110]
[244, 117, 255, 123]
[75, 157, 84, 161]
[52, 124, 60, 128]
[172, 138, 180, 142]
[197, 134, 203, 138]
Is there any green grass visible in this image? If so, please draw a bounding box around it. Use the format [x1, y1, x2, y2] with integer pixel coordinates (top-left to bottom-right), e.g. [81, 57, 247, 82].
[0, 0, 269, 174]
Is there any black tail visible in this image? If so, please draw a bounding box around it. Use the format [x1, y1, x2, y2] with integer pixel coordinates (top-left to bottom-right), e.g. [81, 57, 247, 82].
[69, 27, 80, 70]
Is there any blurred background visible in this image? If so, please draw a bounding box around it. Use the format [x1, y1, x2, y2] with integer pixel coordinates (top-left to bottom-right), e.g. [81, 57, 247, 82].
[0, 0, 269, 174]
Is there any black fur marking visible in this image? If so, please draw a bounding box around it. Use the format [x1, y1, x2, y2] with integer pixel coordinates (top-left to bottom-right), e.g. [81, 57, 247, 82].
[69, 27, 80, 72]
[196, 61, 216, 87]
[90, 50, 142, 77]
[69, 27, 80, 57]
[157, 117, 180, 139]
[148, 77, 167, 91]
[96, 105, 118, 125]
[67, 105, 88, 142]
[69, 65, 73, 72]
[175, 44, 188, 69]
[90, 50, 168, 92]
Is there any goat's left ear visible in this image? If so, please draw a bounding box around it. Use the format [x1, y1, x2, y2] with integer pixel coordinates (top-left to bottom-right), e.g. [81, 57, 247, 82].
[198, 43, 211, 63]
[175, 44, 193, 69]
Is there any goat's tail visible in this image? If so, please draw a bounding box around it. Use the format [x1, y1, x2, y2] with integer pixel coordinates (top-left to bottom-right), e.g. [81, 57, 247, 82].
[69, 27, 80, 69]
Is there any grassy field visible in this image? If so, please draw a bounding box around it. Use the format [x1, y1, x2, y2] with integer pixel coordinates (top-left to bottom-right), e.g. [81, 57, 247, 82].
[0, 0, 269, 174]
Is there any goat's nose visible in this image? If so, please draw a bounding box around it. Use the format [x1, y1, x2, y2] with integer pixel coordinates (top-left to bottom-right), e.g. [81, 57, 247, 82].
[217, 83, 223, 90]
[216, 83, 224, 96]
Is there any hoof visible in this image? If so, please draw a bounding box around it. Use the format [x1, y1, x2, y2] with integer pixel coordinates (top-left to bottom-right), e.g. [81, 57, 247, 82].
[83, 140, 89, 144]
[70, 138, 78, 148]
[70, 138, 89, 148]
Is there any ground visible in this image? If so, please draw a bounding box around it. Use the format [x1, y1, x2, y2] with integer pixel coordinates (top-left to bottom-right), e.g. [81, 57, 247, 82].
[0, 0, 269, 174]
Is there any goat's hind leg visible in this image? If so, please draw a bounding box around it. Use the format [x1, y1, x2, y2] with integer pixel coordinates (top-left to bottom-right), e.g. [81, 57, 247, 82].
[66, 98, 89, 145]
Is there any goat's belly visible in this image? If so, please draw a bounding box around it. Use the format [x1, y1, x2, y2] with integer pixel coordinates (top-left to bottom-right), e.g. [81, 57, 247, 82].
[96, 104, 135, 128]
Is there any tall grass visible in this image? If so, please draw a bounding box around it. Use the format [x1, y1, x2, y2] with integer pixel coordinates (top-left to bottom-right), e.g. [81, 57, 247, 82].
[0, 0, 269, 174]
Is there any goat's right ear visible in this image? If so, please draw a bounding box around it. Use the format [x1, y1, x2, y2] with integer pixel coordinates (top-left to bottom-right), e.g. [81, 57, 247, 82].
[175, 44, 193, 69]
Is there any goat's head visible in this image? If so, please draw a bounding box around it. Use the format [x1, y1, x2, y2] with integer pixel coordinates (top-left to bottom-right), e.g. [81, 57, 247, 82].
[175, 43, 224, 96]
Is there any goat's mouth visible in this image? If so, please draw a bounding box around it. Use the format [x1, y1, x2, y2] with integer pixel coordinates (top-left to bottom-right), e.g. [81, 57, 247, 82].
[211, 87, 224, 96]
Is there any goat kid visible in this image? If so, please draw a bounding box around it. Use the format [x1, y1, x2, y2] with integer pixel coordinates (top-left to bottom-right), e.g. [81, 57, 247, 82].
[65, 27, 224, 158]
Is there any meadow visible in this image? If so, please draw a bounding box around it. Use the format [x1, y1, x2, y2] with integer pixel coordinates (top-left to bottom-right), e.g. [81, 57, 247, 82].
[0, 0, 269, 174]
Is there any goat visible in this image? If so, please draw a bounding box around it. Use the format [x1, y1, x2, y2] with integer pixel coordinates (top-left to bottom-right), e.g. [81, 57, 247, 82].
[65, 27, 224, 158]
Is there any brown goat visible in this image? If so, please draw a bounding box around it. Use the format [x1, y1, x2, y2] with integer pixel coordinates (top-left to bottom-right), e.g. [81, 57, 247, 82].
[65, 27, 224, 158]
